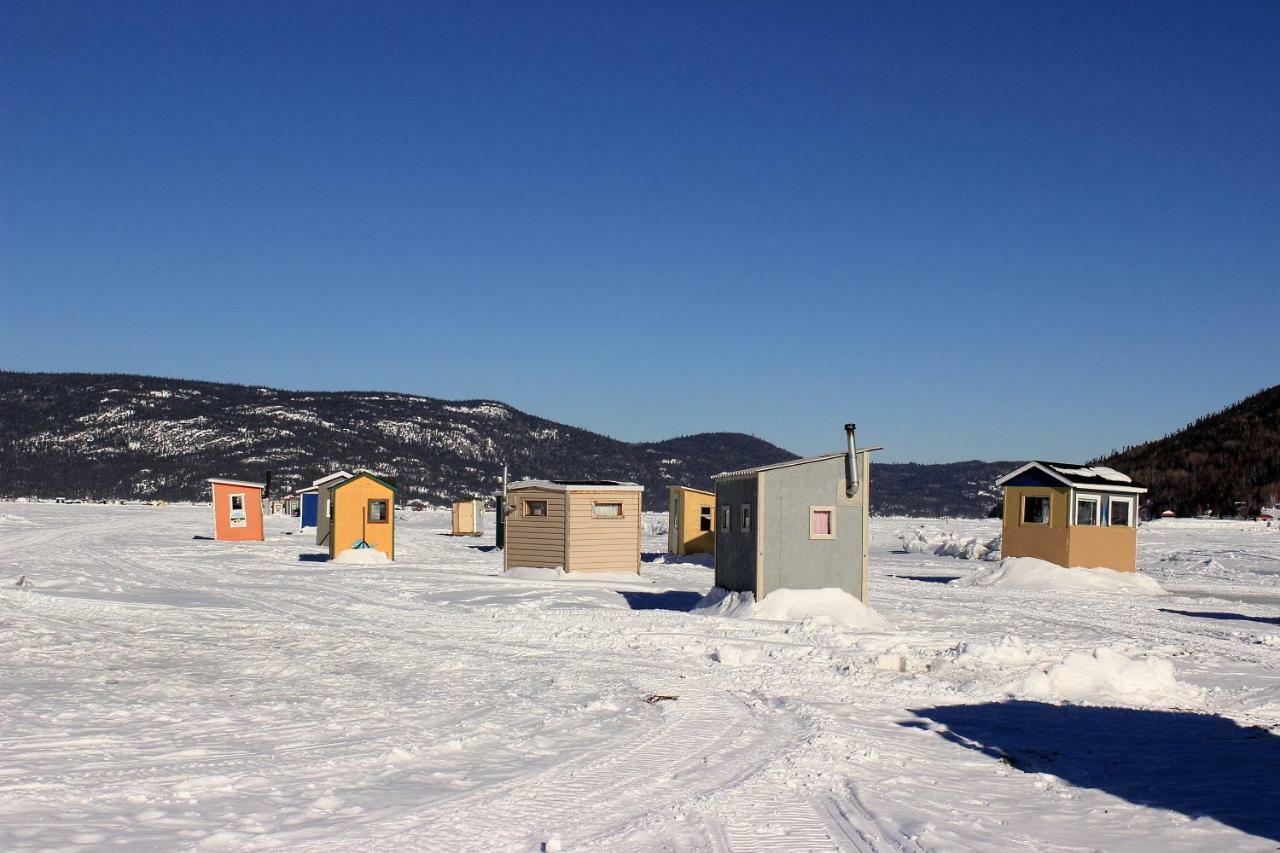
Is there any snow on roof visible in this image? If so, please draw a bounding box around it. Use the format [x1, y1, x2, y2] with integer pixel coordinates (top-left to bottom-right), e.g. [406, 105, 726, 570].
[995, 461, 1147, 492]
[207, 478, 266, 489]
[312, 470, 353, 487]
[507, 479, 643, 492]
[713, 446, 884, 480]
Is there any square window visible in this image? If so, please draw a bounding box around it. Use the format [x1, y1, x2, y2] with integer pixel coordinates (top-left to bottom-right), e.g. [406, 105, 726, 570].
[810, 507, 835, 539]
[699, 506, 713, 533]
[230, 494, 244, 511]
[1075, 497, 1099, 526]
[368, 499, 389, 523]
[592, 501, 623, 519]
[524, 500, 548, 518]
[1110, 499, 1132, 527]
[1023, 496, 1050, 525]
[740, 504, 752, 533]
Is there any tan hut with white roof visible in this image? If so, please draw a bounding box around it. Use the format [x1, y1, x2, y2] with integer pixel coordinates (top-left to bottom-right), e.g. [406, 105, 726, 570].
[503, 480, 643, 574]
[996, 461, 1147, 571]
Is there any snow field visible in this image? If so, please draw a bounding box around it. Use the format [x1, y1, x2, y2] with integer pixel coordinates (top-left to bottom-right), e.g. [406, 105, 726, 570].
[0, 505, 1277, 850]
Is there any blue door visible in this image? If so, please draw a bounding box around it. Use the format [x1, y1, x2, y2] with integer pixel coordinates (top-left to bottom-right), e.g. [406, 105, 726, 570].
[301, 492, 318, 528]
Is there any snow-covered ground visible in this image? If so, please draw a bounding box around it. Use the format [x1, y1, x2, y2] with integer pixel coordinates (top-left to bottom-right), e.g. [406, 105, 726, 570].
[2, 505, 1278, 851]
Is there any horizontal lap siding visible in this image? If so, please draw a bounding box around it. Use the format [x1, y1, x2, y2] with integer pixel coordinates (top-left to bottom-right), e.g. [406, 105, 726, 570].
[506, 490, 566, 569]
[567, 491, 642, 573]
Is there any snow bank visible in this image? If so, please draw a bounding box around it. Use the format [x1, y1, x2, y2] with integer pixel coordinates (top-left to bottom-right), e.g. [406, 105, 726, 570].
[501, 566, 564, 580]
[933, 533, 1001, 561]
[331, 548, 392, 566]
[898, 528, 1000, 560]
[695, 587, 889, 630]
[951, 557, 1167, 595]
[1021, 647, 1199, 708]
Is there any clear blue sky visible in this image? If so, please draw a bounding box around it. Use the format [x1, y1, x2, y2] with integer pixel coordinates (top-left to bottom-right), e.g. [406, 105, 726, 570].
[2, 1, 1276, 461]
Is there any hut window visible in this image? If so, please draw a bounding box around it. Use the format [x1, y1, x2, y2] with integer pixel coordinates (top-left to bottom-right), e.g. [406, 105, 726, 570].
[699, 506, 713, 532]
[1022, 495, 1050, 525]
[720, 505, 731, 533]
[368, 499, 389, 523]
[592, 501, 623, 519]
[1075, 496, 1099, 526]
[740, 504, 752, 533]
[524, 500, 548, 518]
[229, 494, 245, 511]
[1110, 498, 1133, 527]
[810, 507, 835, 539]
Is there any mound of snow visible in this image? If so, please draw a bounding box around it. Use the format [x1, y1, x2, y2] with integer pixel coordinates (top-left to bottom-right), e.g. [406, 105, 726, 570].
[900, 528, 944, 553]
[0, 513, 35, 525]
[501, 566, 565, 580]
[951, 557, 1166, 595]
[934, 533, 1002, 561]
[1021, 647, 1199, 708]
[695, 587, 889, 630]
[331, 548, 392, 566]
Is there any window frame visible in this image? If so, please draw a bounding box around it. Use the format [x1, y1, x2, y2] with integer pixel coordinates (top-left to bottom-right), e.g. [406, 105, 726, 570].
[809, 506, 836, 540]
[523, 499, 549, 518]
[740, 503, 752, 533]
[720, 505, 731, 533]
[367, 498, 390, 524]
[592, 501, 624, 519]
[1109, 496, 1134, 528]
[1074, 494, 1100, 526]
[699, 505, 713, 533]
[229, 493, 245, 512]
[1022, 494, 1051, 525]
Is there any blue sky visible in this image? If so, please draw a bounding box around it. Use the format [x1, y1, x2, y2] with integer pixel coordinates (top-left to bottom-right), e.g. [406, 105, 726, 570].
[2, 1, 1276, 461]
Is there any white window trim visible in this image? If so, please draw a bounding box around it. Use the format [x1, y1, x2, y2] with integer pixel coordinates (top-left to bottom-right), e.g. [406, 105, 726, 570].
[1074, 494, 1101, 526]
[740, 504, 752, 533]
[1022, 494, 1051, 525]
[809, 506, 836, 540]
[1109, 496, 1135, 528]
[592, 501, 624, 519]
[720, 505, 730, 533]
[229, 492, 246, 512]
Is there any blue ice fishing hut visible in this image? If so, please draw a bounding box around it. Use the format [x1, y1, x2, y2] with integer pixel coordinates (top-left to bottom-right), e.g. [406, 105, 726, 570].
[298, 487, 319, 529]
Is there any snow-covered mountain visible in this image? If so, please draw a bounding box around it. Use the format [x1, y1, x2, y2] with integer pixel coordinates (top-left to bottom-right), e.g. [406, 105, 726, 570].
[0, 371, 1023, 515]
[0, 372, 796, 509]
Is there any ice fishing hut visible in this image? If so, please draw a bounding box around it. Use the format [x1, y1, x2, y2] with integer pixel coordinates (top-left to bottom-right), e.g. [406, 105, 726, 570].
[327, 471, 397, 560]
[207, 478, 265, 542]
[995, 461, 1146, 571]
[296, 487, 318, 528]
[451, 498, 485, 536]
[667, 485, 716, 556]
[313, 470, 353, 547]
[503, 480, 643, 574]
[282, 494, 301, 518]
[712, 425, 879, 602]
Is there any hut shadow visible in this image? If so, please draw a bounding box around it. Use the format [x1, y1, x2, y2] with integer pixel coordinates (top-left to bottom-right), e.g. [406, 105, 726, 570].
[192, 535, 214, 541]
[1160, 608, 1280, 626]
[297, 554, 330, 563]
[905, 701, 1280, 841]
[468, 545, 500, 553]
[619, 590, 704, 612]
[891, 574, 961, 584]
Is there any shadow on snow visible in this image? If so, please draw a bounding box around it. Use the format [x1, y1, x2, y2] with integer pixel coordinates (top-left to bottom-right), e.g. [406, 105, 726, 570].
[618, 590, 704, 612]
[905, 701, 1280, 842]
[891, 574, 962, 584]
[1159, 608, 1280, 626]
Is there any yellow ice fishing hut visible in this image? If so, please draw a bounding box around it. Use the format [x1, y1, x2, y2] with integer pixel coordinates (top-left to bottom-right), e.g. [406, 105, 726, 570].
[328, 471, 397, 561]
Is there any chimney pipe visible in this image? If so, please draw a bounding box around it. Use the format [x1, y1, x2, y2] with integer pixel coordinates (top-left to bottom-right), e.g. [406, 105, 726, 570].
[844, 424, 859, 497]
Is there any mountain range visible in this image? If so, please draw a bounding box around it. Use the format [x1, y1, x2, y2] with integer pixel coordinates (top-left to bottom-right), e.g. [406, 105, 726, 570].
[0, 371, 1018, 516]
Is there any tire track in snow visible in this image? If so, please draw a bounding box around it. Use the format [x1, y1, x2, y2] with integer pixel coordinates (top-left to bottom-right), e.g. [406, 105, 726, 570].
[304, 687, 804, 852]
